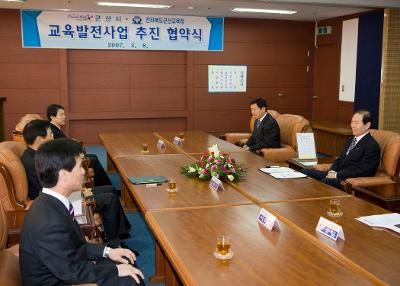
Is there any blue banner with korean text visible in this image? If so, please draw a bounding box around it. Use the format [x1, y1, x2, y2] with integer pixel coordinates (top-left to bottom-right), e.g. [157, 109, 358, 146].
[21, 10, 224, 51]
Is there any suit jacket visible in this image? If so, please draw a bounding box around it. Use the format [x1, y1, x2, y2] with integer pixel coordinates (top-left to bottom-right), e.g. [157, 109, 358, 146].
[19, 193, 119, 286]
[21, 147, 41, 200]
[50, 123, 67, 139]
[330, 132, 380, 180]
[20, 148, 130, 240]
[246, 113, 281, 151]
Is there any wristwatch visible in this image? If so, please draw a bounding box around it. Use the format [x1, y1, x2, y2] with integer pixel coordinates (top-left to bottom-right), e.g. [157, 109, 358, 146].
[103, 246, 110, 258]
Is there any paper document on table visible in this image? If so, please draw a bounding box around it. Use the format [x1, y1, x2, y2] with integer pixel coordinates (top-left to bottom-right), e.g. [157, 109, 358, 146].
[356, 213, 400, 233]
[260, 167, 294, 174]
[259, 167, 307, 179]
[68, 190, 83, 216]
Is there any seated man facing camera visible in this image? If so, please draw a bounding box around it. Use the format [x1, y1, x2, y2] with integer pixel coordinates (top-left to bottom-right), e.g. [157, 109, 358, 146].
[47, 103, 113, 187]
[301, 110, 380, 189]
[21, 119, 132, 246]
[20, 138, 144, 286]
[243, 98, 281, 152]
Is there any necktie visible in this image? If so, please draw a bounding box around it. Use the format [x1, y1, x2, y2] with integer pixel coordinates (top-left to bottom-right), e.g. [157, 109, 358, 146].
[256, 119, 261, 129]
[68, 202, 75, 219]
[346, 137, 357, 156]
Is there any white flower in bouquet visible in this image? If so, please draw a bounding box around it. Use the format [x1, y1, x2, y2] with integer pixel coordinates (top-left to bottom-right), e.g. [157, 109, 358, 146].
[208, 144, 220, 158]
[188, 166, 196, 173]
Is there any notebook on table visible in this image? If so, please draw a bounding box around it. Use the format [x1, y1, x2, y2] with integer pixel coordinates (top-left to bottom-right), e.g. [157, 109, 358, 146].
[129, 176, 168, 185]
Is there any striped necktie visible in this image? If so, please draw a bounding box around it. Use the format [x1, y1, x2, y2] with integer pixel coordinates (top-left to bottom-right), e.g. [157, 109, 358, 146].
[256, 119, 261, 129]
[346, 137, 357, 156]
[68, 202, 75, 219]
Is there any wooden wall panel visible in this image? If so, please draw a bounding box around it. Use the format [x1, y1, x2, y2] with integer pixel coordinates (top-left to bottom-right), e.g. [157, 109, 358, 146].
[194, 42, 312, 65]
[70, 118, 186, 144]
[337, 101, 354, 123]
[69, 64, 130, 89]
[194, 110, 250, 134]
[0, 37, 59, 64]
[0, 63, 59, 88]
[0, 9, 20, 37]
[0, 89, 59, 115]
[130, 65, 186, 88]
[194, 88, 313, 111]
[224, 18, 315, 44]
[69, 89, 130, 112]
[131, 88, 186, 111]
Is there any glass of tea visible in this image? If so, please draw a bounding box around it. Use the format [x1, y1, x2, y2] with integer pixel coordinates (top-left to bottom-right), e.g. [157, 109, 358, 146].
[327, 199, 343, 218]
[216, 235, 231, 256]
[142, 143, 149, 153]
[168, 178, 177, 190]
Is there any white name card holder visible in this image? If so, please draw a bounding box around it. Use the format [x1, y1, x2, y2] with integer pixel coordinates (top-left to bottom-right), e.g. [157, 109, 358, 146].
[209, 176, 225, 191]
[156, 139, 166, 153]
[316, 217, 345, 241]
[257, 208, 281, 231]
[296, 133, 317, 160]
[173, 136, 182, 145]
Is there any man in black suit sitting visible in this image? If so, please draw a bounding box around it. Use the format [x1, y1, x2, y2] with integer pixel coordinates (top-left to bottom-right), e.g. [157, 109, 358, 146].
[20, 138, 144, 286]
[47, 103, 113, 187]
[243, 98, 280, 152]
[21, 119, 132, 246]
[301, 110, 380, 189]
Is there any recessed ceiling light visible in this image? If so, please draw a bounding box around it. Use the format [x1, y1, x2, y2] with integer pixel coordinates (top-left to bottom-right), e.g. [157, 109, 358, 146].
[231, 8, 297, 15]
[97, 2, 171, 9]
[1, 0, 26, 2]
[187, 6, 195, 10]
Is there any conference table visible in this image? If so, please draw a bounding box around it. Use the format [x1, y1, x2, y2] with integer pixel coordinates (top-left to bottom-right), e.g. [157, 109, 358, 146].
[99, 131, 398, 286]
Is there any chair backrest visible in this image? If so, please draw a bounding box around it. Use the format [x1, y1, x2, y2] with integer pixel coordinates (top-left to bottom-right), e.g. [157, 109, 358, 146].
[12, 114, 43, 145]
[276, 114, 311, 149]
[0, 141, 28, 211]
[249, 110, 280, 133]
[370, 129, 400, 177]
[0, 203, 7, 250]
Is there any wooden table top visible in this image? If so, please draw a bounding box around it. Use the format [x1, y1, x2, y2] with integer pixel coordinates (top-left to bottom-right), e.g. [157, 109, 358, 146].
[113, 154, 252, 212]
[156, 130, 245, 155]
[264, 197, 399, 285]
[224, 152, 350, 204]
[146, 204, 377, 286]
[99, 132, 180, 157]
[353, 183, 400, 201]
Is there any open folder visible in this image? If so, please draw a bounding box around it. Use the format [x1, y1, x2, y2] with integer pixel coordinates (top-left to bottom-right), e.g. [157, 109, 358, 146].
[129, 176, 168, 185]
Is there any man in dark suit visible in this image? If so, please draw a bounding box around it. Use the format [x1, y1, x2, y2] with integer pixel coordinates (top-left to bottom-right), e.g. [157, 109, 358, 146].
[244, 98, 280, 152]
[47, 103, 113, 187]
[21, 119, 131, 245]
[301, 110, 380, 189]
[20, 138, 144, 286]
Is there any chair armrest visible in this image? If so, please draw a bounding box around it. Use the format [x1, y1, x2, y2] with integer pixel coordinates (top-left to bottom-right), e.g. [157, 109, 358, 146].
[313, 164, 332, 172]
[0, 250, 21, 286]
[342, 176, 396, 194]
[223, 133, 251, 144]
[260, 147, 297, 163]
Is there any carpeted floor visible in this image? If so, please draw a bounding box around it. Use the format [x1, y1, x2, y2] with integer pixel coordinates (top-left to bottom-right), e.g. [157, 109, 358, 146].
[86, 146, 164, 286]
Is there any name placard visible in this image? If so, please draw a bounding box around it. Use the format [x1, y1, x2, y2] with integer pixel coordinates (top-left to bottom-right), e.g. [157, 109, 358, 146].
[316, 217, 345, 241]
[156, 139, 166, 152]
[172, 136, 182, 145]
[209, 176, 224, 191]
[257, 208, 281, 231]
